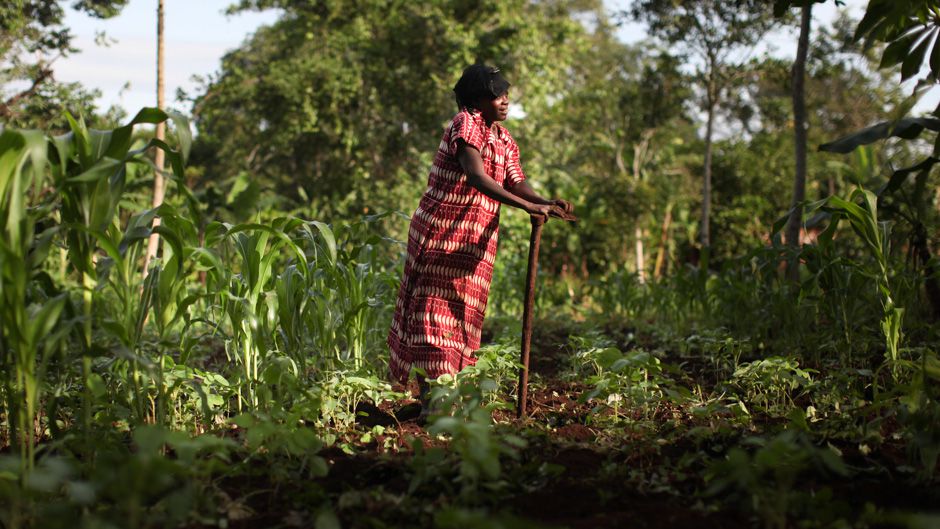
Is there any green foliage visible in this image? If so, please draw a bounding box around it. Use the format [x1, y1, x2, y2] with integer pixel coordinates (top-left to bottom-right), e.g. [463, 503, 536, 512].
[629, 0, 777, 56]
[899, 396, 940, 481]
[564, 333, 669, 419]
[773, 0, 834, 18]
[786, 188, 906, 379]
[705, 430, 850, 529]
[0, 111, 395, 526]
[820, 117, 940, 153]
[318, 373, 399, 430]
[411, 371, 525, 500]
[465, 339, 524, 405]
[189, 0, 595, 216]
[729, 357, 815, 414]
[577, 347, 665, 417]
[1, 0, 940, 525]
[526, 17, 692, 283]
[0, 108, 190, 475]
[854, 0, 940, 83]
[0, 426, 233, 529]
[230, 411, 327, 474]
[0, 125, 65, 474]
[435, 507, 561, 529]
[0, 0, 130, 129]
[684, 328, 749, 381]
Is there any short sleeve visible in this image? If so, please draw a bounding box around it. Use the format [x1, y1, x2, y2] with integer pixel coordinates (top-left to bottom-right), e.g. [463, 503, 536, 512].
[505, 139, 526, 187]
[448, 110, 486, 156]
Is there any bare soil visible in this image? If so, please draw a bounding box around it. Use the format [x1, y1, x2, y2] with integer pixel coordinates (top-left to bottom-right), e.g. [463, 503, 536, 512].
[210, 322, 939, 529]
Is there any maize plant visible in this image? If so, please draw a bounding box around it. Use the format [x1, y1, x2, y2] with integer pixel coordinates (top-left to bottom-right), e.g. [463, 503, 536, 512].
[0, 127, 67, 475]
[0, 108, 190, 474]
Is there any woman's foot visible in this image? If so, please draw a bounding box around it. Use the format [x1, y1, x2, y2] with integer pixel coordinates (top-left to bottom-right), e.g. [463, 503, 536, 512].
[394, 376, 433, 424]
[418, 375, 431, 402]
[393, 402, 422, 422]
[417, 405, 431, 426]
[417, 377, 433, 426]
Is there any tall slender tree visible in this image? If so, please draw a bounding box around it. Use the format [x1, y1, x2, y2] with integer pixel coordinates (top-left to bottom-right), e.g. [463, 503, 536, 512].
[188, 0, 594, 218]
[775, 0, 834, 281]
[787, 3, 812, 280]
[629, 0, 777, 250]
[143, 0, 166, 276]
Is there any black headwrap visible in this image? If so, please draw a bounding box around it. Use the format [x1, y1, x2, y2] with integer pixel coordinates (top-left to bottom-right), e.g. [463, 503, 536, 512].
[453, 64, 511, 111]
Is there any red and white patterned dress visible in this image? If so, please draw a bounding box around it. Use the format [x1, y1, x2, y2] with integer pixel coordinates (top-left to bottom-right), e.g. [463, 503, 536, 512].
[387, 107, 526, 384]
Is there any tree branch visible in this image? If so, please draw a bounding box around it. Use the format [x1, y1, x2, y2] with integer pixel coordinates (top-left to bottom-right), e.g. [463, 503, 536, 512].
[0, 65, 54, 119]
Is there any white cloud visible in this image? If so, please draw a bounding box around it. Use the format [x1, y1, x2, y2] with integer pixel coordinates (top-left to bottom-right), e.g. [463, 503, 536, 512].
[53, 0, 279, 115]
[55, 34, 231, 113]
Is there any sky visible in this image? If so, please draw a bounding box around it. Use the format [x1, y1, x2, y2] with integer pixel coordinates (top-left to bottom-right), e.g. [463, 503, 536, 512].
[57, 1, 281, 115]
[55, 0, 936, 117]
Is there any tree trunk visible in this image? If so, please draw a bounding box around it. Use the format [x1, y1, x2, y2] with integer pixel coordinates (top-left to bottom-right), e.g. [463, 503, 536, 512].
[786, 3, 812, 282]
[913, 223, 940, 319]
[633, 134, 651, 283]
[701, 99, 715, 249]
[143, 0, 166, 277]
[635, 225, 645, 282]
[654, 203, 673, 279]
[0, 66, 53, 119]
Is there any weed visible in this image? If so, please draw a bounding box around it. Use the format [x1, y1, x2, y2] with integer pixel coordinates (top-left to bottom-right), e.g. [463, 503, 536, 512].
[705, 430, 850, 529]
[729, 356, 815, 414]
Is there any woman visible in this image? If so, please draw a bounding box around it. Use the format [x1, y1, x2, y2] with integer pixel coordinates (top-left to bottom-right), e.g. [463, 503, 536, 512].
[387, 64, 572, 419]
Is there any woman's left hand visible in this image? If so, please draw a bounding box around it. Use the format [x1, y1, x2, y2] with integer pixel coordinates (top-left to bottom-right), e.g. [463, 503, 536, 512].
[552, 198, 573, 214]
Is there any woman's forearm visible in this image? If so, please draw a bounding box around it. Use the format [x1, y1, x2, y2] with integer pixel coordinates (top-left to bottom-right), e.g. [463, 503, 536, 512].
[457, 142, 534, 212]
[507, 181, 551, 205]
[466, 171, 534, 210]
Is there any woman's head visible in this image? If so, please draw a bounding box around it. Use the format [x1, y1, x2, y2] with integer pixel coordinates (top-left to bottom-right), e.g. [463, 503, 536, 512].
[453, 64, 511, 116]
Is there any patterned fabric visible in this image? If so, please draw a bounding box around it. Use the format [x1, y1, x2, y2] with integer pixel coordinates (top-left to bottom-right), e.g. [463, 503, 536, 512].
[387, 107, 526, 384]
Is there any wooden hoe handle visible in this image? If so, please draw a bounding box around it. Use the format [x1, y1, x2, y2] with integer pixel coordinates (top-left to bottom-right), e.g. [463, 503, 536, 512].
[516, 211, 578, 419]
[517, 215, 544, 418]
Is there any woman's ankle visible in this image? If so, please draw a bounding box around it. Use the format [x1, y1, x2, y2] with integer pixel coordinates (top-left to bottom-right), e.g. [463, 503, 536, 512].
[417, 376, 431, 404]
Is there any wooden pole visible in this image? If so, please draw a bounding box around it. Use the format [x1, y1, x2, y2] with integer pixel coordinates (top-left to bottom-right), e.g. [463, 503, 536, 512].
[143, 0, 166, 278]
[653, 203, 673, 280]
[517, 215, 545, 418]
[785, 3, 812, 282]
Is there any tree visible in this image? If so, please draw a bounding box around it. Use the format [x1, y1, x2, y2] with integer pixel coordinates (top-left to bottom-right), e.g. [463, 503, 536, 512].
[628, 54, 689, 281]
[530, 15, 691, 280]
[687, 11, 906, 263]
[143, 0, 166, 276]
[0, 0, 129, 128]
[186, 0, 596, 220]
[786, 3, 811, 282]
[778, 1, 816, 280]
[773, 0, 842, 281]
[816, 0, 940, 317]
[628, 0, 778, 250]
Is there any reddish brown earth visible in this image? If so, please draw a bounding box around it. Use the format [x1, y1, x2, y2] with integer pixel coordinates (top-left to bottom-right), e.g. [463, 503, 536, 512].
[292, 328, 746, 529]
[210, 325, 937, 529]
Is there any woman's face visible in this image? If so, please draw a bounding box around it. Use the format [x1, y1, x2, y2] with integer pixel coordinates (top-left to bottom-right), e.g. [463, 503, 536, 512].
[475, 91, 509, 122]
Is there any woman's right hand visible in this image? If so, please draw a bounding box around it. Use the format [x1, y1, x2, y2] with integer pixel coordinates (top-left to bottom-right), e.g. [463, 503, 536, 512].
[525, 202, 553, 221]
